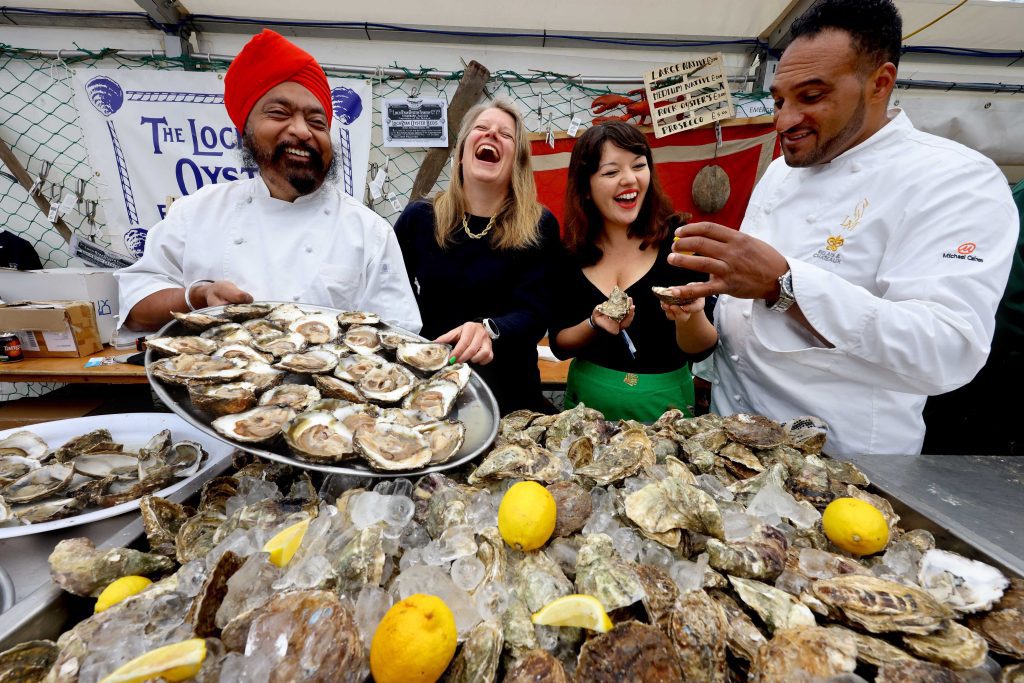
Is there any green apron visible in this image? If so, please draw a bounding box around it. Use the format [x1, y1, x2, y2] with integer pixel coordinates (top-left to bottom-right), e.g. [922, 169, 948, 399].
[563, 358, 696, 423]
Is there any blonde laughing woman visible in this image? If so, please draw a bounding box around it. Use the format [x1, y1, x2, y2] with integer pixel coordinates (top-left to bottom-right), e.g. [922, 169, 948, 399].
[393, 98, 560, 414]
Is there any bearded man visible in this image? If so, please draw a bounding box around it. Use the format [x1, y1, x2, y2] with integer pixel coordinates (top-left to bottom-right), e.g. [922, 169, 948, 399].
[666, 0, 1016, 457]
[116, 30, 421, 333]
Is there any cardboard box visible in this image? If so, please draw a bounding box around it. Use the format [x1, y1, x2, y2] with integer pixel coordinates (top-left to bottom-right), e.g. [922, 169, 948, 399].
[0, 301, 103, 358]
[0, 267, 119, 343]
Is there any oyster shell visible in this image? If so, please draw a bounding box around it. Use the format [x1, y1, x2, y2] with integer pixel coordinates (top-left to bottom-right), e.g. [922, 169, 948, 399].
[171, 310, 228, 330]
[284, 410, 353, 463]
[251, 330, 309, 356]
[723, 413, 788, 449]
[624, 477, 725, 539]
[48, 536, 173, 596]
[188, 549, 245, 637]
[811, 575, 953, 635]
[595, 285, 630, 322]
[403, 378, 459, 419]
[0, 640, 60, 683]
[466, 441, 563, 485]
[575, 621, 684, 681]
[651, 285, 691, 306]
[0, 430, 48, 460]
[11, 497, 82, 524]
[188, 381, 258, 417]
[876, 659, 967, 683]
[2, 463, 74, 503]
[166, 440, 206, 477]
[258, 383, 322, 411]
[266, 303, 306, 324]
[272, 349, 339, 374]
[752, 625, 857, 683]
[342, 325, 382, 355]
[918, 548, 1009, 614]
[378, 328, 420, 349]
[575, 428, 655, 486]
[71, 453, 139, 480]
[240, 361, 286, 392]
[240, 317, 286, 337]
[358, 362, 418, 403]
[288, 312, 340, 344]
[151, 353, 248, 385]
[396, 342, 452, 371]
[53, 428, 118, 462]
[144, 335, 218, 356]
[666, 588, 729, 682]
[353, 422, 431, 471]
[332, 525, 386, 596]
[221, 302, 275, 321]
[574, 533, 644, 611]
[0, 454, 40, 486]
[334, 353, 388, 382]
[547, 480, 592, 537]
[966, 579, 1024, 659]
[199, 322, 252, 344]
[710, 590, 768, 661]
[504, 649, 568, 683]
[139, 495, 189, 558]
[511, 549, 573, 612]
[729, 576, 817, 632]
[444, 620, 502, 683]
[706, 524, 788, 580]
[824, 624, 917, 667]
[314, 374, 366, 401]
[415, 420, 465, 464]
[902, 621, 988, 670]
[212, 405, 296, 443]
[336, 310, 380, 326]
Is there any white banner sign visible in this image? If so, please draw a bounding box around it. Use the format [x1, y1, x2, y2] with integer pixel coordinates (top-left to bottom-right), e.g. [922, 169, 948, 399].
[72, 69, 372, 259]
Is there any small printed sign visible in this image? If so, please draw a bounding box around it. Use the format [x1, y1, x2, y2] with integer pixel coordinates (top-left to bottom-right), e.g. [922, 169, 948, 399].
[644, 53, 735, 139]
[382, 97, 449, 148]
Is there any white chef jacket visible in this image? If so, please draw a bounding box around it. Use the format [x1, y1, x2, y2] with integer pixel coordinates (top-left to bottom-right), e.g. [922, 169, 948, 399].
[708, 110, 1016, 457]
[115, 177, 422, 333]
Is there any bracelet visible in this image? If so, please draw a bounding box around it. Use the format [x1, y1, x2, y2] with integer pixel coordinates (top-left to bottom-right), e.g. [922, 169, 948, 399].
[185, 279, 214, 312]
[587, 314, 598, 330]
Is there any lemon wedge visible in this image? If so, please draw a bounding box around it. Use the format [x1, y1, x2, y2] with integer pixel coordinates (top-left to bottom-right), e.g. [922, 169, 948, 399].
[531, 594, 613, 632]
[262, 518, 311, 567]
[98, 638, 206, 683]
[94, 575, 152, 613]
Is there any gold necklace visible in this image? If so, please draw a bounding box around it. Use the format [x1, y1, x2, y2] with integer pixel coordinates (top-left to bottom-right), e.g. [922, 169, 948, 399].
[463, 213, 496, 240]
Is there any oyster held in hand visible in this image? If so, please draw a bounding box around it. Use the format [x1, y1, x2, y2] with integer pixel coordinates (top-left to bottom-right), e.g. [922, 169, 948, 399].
[595, 285, 630, 322]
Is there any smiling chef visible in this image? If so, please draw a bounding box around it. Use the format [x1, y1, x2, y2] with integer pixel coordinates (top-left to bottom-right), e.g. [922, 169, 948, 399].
[116, 29, 421, 334]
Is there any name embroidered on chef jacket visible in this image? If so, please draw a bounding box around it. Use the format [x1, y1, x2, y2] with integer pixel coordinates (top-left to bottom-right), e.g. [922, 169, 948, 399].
[942, 241, 985, 262]
[812, 198, 869, 266]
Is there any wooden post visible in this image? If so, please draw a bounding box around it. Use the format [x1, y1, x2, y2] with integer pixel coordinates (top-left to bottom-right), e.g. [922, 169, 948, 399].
[409, 60, 490, 202]
[0, 132, 73, 243]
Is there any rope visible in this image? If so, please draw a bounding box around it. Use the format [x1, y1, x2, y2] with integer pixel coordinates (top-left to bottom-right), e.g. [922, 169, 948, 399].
[903, 0, 969, 41]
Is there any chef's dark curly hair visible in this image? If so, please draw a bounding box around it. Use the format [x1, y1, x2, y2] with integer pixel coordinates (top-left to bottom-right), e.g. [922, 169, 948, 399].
[791, 0, 902, 71]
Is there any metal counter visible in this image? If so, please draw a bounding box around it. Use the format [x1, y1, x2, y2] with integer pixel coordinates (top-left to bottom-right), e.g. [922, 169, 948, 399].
[844, 453, 1024, 579]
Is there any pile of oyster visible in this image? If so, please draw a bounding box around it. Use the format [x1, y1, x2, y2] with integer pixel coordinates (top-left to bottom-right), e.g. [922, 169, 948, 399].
[149, 304, 471, 472]
[5, 407, 1022, 683]
[0, 428, 206, 527]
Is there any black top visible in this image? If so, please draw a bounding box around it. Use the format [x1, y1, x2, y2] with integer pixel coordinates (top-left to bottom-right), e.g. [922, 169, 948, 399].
[0, 231, 43, 271]
[394, 200, 561, 414]
[548, 236, 715, 374]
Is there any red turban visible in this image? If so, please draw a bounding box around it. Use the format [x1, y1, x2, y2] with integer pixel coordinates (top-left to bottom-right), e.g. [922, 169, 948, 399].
[224, 29, 332, 132]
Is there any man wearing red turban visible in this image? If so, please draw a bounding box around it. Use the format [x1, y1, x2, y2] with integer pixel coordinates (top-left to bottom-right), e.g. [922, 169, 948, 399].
[117, 30, 422, 334]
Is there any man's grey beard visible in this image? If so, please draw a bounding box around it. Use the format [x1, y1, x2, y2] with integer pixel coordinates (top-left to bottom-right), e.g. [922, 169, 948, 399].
[239, 133, 341, 195]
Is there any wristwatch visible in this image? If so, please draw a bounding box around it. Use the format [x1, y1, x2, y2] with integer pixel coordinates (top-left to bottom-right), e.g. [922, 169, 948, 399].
[481, 318, 500, 340]
[767, 270, 796, 312]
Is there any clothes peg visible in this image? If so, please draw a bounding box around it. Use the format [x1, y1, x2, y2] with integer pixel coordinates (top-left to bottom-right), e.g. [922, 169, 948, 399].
[29, 160, 51, 197]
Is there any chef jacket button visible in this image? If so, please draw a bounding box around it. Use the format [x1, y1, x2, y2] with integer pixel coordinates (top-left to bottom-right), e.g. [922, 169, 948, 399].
[323, 208, 330, 215]
[234, 237, 244, 245]
[806, 214, 816, 223]
[712, 378, 719, 385]
[305, 246, 313, 254]
[733, 394, 742, 402]
[742, 310, 751, 319]
[246, 197, 253, 204]
[730, 354, 739, 362]
[851, 162, 862, 173]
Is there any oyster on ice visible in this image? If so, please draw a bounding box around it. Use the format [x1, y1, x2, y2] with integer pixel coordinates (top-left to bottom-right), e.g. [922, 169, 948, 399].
[284, 410, 354, 463]
[0, 640, 60, 683]
[902, 621, 989, 670]
[48, 536, 173, 596]
[353, 422, 432, 471]
[212, 405, 296, 443]
[504, 649, 568, 683]
[811, 574, 953, 635]
[396, 342, 452, 371]
[752, 625, 858, 683]
[917, 548, 1009, 614]
[467, 440, 563, 485]
[574, 533, 644, 611]
[723, 413, 788, 449]
[188, 381, 258, 417]
[624, 476, 725, 539]
[342, 325, 382, 355]
[575, 621, 684, 681]
[666, 588, 729, 682]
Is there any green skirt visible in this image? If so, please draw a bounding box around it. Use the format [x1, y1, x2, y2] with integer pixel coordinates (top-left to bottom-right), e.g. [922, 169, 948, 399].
[563, 358, 696, 423]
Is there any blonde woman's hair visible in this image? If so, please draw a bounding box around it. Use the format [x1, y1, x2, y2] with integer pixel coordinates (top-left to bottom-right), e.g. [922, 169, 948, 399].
[432, 98, 543, 250]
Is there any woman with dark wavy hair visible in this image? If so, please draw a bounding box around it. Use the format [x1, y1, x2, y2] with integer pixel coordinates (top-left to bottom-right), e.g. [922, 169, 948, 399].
[549, 122, 717, 421]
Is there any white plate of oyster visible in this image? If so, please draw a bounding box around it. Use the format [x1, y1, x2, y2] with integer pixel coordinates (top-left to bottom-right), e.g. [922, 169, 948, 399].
[145, 302, 499, 478]
[0, 413, 234, 539]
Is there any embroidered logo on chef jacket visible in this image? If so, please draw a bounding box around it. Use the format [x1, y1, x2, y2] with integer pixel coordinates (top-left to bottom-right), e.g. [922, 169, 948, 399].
[942, 241, 985, 263]
[813, 198, 868, 265]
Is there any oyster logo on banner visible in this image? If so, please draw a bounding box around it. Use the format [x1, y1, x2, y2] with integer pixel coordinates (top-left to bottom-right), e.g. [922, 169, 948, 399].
[73, 70, 372, 260]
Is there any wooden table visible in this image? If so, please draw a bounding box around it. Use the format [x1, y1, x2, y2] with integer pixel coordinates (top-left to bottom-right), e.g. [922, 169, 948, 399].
[0, 346, 147, 384]
[538, 338, 570, 388]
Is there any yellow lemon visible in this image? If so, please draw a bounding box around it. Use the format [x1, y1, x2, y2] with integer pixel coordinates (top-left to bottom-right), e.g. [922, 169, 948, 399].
[262, 518, 311, 567]
[498, 481, 557, 552]
[370, 594, 457, 683]
[822, 497, 890, 556]
[94, 575, 153, 613]
[531, 594, 613, 632]
[98, 638, 206, 683]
